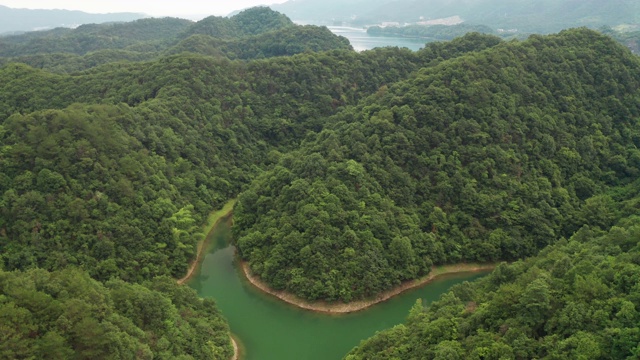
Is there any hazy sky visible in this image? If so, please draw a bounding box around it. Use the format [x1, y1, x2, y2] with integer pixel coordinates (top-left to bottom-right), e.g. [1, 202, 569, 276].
[0, 0, 288, 17]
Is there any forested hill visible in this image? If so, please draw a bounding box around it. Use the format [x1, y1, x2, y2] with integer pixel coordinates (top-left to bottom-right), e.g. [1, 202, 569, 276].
[180, 6, 293, 39]
[233, 28, 640, 302]
[0, 7, 351, 69]
[0, 45, 424, 282]
[0, 268, 233, 359]
[2, 9, 494, 285]
[0, 7, 363, 358]
[345, 217, 640, 359]
[2, 7, 640, 358]
[0, 17, 193, 57]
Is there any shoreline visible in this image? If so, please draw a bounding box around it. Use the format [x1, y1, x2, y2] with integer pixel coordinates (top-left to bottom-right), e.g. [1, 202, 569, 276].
[177, 199, 237, 285]
[230, 334, 240, 360]
[176, 200, 241, 360]
[241, 261, 496, 314]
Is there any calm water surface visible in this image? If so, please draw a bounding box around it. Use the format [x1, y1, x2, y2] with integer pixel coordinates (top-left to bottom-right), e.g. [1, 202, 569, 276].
[328, 26, 427, 51]
[190, 217, 488, 360]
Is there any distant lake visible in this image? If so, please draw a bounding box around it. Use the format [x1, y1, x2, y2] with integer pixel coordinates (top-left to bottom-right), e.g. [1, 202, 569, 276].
[328, 26, 427, 51]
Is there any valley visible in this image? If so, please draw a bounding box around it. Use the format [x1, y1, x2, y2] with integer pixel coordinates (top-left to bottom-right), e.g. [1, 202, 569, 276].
[1, 5, 640, 360]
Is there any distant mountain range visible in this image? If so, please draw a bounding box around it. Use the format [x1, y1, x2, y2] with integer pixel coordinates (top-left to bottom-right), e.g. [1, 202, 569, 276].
[0, 5, 145, 34]
[272, 0, 640, 33]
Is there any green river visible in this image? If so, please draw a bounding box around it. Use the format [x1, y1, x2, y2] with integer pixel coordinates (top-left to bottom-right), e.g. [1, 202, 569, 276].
[189, 216, 489, 360]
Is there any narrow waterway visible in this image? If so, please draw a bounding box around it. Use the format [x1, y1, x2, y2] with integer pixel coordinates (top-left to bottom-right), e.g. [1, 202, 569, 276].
[189, 216, 489, 360]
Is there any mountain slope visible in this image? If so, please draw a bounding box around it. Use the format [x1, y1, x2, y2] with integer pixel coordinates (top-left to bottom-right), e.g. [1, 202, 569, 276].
[232, 28, 640, 302]
[0, 7, 351, 70]
[0, 7, 639, 359]
[180, 6, 294, 39]
[0, 40, 432, 282]
[345, 216, 640, 359]
[0, 268, 233, 359]
[0, 5, 144, 34]
[0, 17, 192, 57]
[168, 25, 352, 59]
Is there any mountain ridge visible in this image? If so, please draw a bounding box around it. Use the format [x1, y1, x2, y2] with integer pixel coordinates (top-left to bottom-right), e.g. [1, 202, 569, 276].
[0, 4, 146, 34]
[273, 0, 640, 33]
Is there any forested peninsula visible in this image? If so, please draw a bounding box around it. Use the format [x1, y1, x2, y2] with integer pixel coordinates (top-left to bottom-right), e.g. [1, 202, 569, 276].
[234, 29, 640, 303]
[1, 6, 640, 360]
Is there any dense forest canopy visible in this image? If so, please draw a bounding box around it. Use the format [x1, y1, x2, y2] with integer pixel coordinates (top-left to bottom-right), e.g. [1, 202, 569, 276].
[341, 27, 640, 359]
[0, 17, 193, 57]
[0, 268, 233, 359]
[180, 7, 294, 39]
[0, 7, 364, 358]
[1, 5, 640, 359]
[233, 28, 640, 302]
[346, 216, 640, 359]
[0, 7, 352, 71]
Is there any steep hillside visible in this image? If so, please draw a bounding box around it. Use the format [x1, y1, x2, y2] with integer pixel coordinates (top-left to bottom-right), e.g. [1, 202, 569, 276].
[0, 10, 379, 356]
[168, 25, 352, 60]
[0, 17, 192, 57]
[181, 6, 294, 39]
[0, 40, 436, 282]
[233, 28, 640, 302]
[0, 268, 233, 359]
[274, 0, 640, 32]
[2, 9, 640, 358]
[345, 215, 640, 359]
[0, 7, 351, 71]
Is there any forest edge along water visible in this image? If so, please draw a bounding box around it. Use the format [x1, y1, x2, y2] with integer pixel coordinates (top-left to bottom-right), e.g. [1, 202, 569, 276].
[183, 199, 496, 313]
[230, 335, 240, 360]
[176, 199, 239, 360]
[242, 260, 496, 314]
[187, 201, 494, 359]
[177, 199, 238, 285]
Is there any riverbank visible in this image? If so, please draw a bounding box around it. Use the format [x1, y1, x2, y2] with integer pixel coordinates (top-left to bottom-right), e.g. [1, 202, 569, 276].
[241, 261, 496, 314]
[230, 335, 240, 360]
[177, 199, 237, 285]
